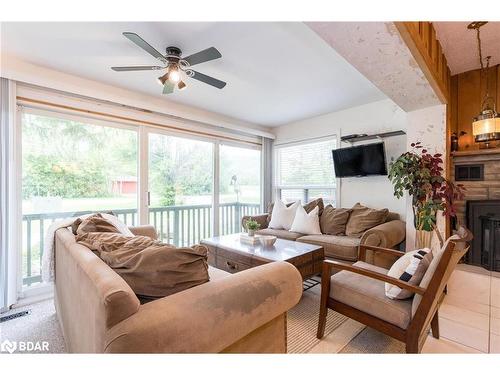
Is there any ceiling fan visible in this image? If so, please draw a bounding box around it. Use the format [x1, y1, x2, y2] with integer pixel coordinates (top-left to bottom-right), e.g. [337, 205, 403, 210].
[111, 32, 226, 94]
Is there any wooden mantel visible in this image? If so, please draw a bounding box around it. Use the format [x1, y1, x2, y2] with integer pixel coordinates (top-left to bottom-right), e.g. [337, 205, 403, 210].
[452, 148, 500, 158]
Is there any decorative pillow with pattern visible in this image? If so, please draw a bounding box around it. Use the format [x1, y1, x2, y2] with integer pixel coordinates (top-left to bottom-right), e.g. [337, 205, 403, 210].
[385, 248, 433, 300]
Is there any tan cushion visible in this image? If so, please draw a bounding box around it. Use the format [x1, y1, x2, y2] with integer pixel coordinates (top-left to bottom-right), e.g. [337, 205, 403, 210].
[297, 235, 360, 261]
[75, 214, 121, 236]
[303, 198, 324, 216]
[256, 228, 304, 241]
[320, 205, 352, 235]
[71, 211, 115, 234]
[345, 203, 389, 238]
[330, 261, 412, 329]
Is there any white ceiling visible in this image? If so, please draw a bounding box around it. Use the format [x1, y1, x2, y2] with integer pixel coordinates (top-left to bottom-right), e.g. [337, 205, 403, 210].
[0, 22, 385, 127]
[434, 22, 500, 75]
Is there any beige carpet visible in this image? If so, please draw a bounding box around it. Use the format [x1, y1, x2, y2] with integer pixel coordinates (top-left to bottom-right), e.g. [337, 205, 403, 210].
[0, 299, 66, 353]
[1, 287, 357, 354]
[287, 287, 348, 353]
[339, 327, 405, 353]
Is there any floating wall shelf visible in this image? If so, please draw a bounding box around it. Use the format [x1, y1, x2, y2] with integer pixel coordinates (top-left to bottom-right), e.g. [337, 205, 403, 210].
[340, 130, 406, 145]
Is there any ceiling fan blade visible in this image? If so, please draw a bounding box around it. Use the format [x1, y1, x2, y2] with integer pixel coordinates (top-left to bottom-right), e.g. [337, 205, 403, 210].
[183, 47, 222, 67]
[162, 81, 175, 95]
[190, 70, 226, 89]
[123, 32, 167, 63]
[111, 66, 163, 71]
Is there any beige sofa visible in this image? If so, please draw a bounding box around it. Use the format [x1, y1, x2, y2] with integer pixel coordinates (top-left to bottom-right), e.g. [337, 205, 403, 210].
[242, 202, 406, 268]
[54, 225, 302, 353]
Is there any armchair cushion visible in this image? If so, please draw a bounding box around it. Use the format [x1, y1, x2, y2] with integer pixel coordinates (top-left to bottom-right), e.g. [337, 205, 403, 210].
[330, 261, 412, 329]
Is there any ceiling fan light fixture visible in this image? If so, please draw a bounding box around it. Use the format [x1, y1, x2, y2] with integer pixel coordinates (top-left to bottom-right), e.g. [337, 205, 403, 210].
[112, 33, 226, 95]
[168, 67, 181, 83]
[157, 73, 169, 86]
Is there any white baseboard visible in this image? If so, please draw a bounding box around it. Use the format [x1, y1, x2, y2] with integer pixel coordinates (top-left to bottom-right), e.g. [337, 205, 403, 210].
[12, 283, 54, 309]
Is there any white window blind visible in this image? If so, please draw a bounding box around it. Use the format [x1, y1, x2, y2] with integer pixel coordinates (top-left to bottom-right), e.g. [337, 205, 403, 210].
[275, 137, 337, 205]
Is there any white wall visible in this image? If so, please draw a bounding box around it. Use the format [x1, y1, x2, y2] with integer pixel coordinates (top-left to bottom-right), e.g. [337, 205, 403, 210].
[273, 99, 407, 218]
[405, 104, 447, 251]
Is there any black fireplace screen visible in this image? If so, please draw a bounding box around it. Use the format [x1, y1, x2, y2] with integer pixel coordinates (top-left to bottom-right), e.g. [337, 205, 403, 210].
[467, 200, 500, 272]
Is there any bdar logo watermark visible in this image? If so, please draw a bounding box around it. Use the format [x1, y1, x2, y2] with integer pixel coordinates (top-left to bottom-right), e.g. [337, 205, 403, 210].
[1, 339, 49, 353]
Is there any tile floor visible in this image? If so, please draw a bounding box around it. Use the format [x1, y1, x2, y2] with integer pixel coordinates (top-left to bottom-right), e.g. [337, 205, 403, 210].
[310, 263, 500, 353]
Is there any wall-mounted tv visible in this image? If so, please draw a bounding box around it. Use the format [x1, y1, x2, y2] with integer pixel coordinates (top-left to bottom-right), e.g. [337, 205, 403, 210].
[332, 142, 387, 178]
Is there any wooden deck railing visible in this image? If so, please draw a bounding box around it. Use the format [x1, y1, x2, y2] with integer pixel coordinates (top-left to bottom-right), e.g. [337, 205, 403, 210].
[22, 202, 261, 286]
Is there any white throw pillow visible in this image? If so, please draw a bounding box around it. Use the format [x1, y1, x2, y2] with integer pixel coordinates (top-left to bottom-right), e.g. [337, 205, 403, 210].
[290, 205, 322, 235]
[385, 248, 433, 299]
[101, 213, 135, 237]
[268, 200, 300, 230]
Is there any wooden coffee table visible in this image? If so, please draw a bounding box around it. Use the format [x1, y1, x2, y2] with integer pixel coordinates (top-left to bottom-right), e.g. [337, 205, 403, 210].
[201, 233, 324, 280]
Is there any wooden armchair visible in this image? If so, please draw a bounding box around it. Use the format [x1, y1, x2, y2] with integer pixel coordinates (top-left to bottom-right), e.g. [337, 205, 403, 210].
[317, 239, 469, 353]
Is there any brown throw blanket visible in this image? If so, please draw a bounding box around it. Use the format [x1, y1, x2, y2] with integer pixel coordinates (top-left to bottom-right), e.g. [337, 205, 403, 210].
[76, 231, 209, 300]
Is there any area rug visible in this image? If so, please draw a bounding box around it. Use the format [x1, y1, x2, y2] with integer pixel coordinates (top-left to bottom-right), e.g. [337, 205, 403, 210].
[339, 326, 405, 353]
[287, 287, 348, 353]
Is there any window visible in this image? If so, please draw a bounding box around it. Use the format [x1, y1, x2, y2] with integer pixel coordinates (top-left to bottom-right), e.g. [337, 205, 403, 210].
[22, 112, 138, 287]
[148, 132, 214, 246]
[219, 144, 261, 235]
[275, 137, 337, 205]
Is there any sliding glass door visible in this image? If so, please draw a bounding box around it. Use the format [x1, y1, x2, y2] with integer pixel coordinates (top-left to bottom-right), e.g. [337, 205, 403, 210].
[219, 144, 261, 235]
[148, 132, 214, 246]
[20, 110, 263, 290]
[21, 111, 138, 287]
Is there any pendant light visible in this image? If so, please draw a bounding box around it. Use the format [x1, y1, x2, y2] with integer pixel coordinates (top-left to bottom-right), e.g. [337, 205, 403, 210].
[468, 21, 500, 148]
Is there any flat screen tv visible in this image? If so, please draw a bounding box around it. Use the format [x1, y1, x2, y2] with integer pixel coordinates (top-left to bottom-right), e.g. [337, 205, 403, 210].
[332, 142, 387, 177]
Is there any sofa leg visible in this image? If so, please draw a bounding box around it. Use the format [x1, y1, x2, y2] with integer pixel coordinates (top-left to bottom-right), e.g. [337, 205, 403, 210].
[431, 310, 440, 339]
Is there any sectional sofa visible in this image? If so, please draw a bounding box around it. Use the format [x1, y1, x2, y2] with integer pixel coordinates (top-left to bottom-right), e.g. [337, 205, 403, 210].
[53, 225, 302, 353]
[242, 200, 406, 268]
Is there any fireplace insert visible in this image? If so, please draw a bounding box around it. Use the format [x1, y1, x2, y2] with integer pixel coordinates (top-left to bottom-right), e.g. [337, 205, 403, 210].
[467, 200, 500, 271]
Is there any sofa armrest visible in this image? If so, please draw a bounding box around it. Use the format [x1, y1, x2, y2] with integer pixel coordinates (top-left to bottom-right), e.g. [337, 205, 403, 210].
[359, 220, 406, 267]
[104, 262, 302, 353]
[241, 213, 269, 231]
[128, 225, 158, 240]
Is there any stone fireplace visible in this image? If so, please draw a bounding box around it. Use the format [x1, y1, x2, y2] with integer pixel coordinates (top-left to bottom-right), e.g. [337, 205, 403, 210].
[452, 149, 500, 271]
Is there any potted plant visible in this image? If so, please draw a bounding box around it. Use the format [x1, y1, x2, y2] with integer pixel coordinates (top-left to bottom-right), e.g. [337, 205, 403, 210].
[245, 219, 260, 237]
[388, 142, 465, 248]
